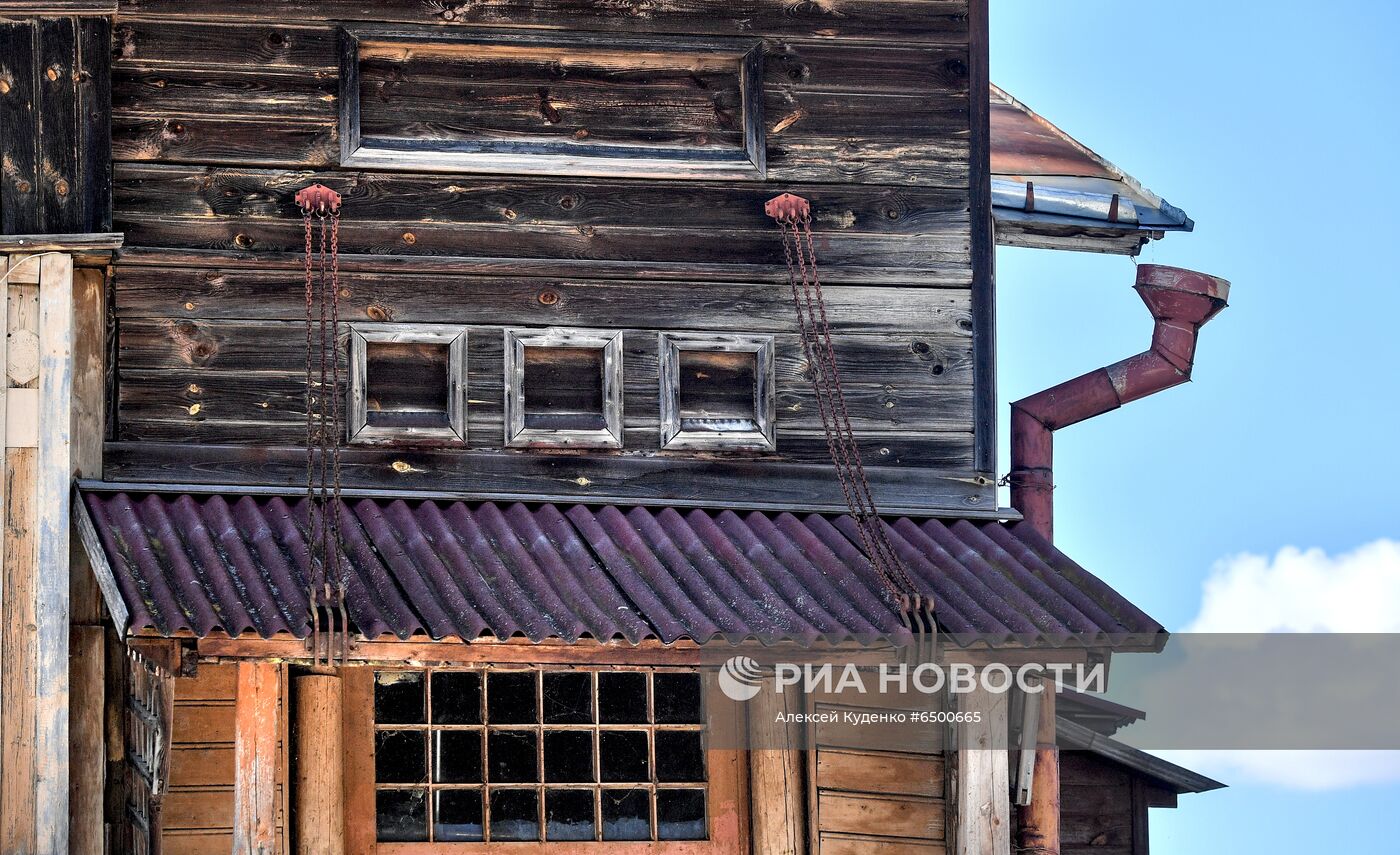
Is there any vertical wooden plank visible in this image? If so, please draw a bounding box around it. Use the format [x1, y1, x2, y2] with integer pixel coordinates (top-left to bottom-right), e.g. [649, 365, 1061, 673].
[1017, 689, 1059, 855]
[293, 672, 346, 855]
[70, 623, 106, 855]
[968, 0, 996, 480]
[37, 17, 79, 233]
[955, 684, 1009, 855]
[1, 448, 38, 854]
[0, 21, 40, 234]
[339, 668, 376, 855]
[69, 265, 105, 621]
[748, 688, 807, 855]
[234, 662, 281, 855]
[0, 260, 11, 769]
[1129, 777, 1149, 855]
[35, 251, 74, 855]
[76, 16, 113, 233]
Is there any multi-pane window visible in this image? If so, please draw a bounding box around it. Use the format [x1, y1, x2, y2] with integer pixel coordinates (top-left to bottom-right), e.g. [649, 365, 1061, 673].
[371, 669, 708, 844]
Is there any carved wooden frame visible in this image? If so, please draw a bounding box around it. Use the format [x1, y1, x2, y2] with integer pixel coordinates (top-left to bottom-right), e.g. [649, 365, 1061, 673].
[504, 327, 624, 450]
[338, 26, 766, 180]
[348, 323, 469, 446]
[659, 333, 775, 452]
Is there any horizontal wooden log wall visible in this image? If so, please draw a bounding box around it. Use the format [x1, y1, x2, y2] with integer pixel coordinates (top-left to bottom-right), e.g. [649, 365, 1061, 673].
[106, 0, 990, 514]
[163, 663, 288, 855]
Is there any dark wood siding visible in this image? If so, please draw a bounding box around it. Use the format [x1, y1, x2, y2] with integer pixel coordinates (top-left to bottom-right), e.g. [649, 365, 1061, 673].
[0, 15, 111, 234]
[106, 0, 991, 514]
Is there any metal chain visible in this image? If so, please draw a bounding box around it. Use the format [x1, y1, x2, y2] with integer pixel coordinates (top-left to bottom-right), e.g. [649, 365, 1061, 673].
[773, 212, 919, 606]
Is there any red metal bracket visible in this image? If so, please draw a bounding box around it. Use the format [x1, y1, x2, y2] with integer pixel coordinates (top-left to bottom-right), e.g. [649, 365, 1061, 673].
[295, 183, 341, 214]
[764, 192, 810, 222]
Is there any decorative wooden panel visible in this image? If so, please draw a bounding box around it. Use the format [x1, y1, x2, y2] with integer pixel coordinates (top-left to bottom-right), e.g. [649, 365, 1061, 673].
[342, 28, 765, 180]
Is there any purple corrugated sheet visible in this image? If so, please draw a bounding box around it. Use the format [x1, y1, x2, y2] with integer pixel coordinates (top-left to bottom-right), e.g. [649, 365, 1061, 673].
[80, 491, 1163, 648]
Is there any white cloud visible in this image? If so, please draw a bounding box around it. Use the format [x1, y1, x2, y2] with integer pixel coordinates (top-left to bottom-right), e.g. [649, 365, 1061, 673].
[1185, 539, 1400, 633]
[1162, 539, 1400, 790]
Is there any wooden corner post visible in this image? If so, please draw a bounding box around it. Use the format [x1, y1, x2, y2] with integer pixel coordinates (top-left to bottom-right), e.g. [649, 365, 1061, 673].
[235, 662, 283, 855]
[955, 678, 1010, 855]
[293, 670, 347, 855]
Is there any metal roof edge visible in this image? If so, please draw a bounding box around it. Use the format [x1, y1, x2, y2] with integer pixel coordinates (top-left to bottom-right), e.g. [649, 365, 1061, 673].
[1056, 716, 1227, 794]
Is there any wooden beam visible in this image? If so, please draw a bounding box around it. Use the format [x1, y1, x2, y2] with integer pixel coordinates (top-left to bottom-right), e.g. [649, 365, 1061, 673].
[233, 662, 281, 855]
[34, 252, 74, 855]
[955, 682, 1009, 855]
[0, 233, 123, 253]
[747, 687, 807, 855]
[1017, 689, 1059, 855]
[292, 672, 345, 855]
[68, 624, 105, 855]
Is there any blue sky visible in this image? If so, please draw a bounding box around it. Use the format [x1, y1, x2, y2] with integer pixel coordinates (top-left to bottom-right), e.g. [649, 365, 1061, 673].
[991, 2, 1400, 852]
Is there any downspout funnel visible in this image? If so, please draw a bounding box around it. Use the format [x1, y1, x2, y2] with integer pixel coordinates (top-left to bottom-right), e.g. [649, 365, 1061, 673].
[1009, 264, 1230, 541]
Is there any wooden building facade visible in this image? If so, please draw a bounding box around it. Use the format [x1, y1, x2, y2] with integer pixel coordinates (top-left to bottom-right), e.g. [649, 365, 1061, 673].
[0, 1, 1222, 853]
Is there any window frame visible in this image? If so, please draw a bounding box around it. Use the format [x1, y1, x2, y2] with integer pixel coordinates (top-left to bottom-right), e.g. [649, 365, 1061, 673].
[338, 26, 767, 181]
[658, 333, 776, 452]
[348, 323, 470, 446]
[340, 667, 747, 855]
[504, 328, 624, 450]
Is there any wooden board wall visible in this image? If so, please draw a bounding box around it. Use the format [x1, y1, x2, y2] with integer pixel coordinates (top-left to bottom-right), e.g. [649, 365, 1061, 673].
[0, 16, 112, 234]
[105, 0, 992, 514]
[163, 664, 288, 855]
[807, 688, 948, 855]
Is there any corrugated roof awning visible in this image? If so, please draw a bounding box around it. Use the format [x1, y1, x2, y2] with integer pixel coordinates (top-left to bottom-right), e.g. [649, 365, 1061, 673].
[78, 490, 1164, 651]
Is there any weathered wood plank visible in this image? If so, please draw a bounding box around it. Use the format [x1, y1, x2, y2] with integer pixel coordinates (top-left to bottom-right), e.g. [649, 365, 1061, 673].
[37, 18, 81, 233]
[112, 0, 972, 43]
[232, 662, 280, 855]
[76, 16, 114, 233]
[35, 253, 74, 855]
[112, 215, 969, 284]
[748, 689, 807, 855]
[1, 449, 38, 854]
[68, 625, 106, 855]
[0, 22, 41, 234]
[113, 164, 968, 237]
[817, 749, 944, 798]
[817, 833, 945, 855]
[172, 704, 235, 745]
[955, 683, 1009, 855]
[818, 792, 944, 840]
[113, 266, 971, 331]
[101, 440, 998, 516]
[291, 673, 345, 855]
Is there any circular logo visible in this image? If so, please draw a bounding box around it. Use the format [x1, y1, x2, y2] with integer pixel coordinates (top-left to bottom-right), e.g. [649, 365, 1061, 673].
[718, 655, 764, 702]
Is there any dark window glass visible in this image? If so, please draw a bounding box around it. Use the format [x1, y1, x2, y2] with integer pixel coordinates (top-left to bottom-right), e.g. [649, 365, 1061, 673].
[434, 789, 484, 842]
[431, 672, 481, 725]
[522, 346, 606, 431]
[543, 672, 593, 724]
[656, 731, 705, 783]
[598, 672, 648, 724]
[544, 730, 595, 783]
[375, 730, 426, 784]
[657, 789, 707, 840]
[376, 789, 428, 842]
[546, 789, 596, 842]
[365, 341, 451, 429]
[601, 788, 651, 841]
[654, 673, 704, 724]
[490, 789, 540, 842]
[599, 730, 649, 782]
[677, 349, 758, 431]
[434, 730, 482, 784]
[487, 672, 538, 724]
[488, 730, 538, 783]
[374, 672, 425, 725]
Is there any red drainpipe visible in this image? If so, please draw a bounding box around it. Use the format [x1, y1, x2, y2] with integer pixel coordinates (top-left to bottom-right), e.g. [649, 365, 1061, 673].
[1009, 264, 1230, 541]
